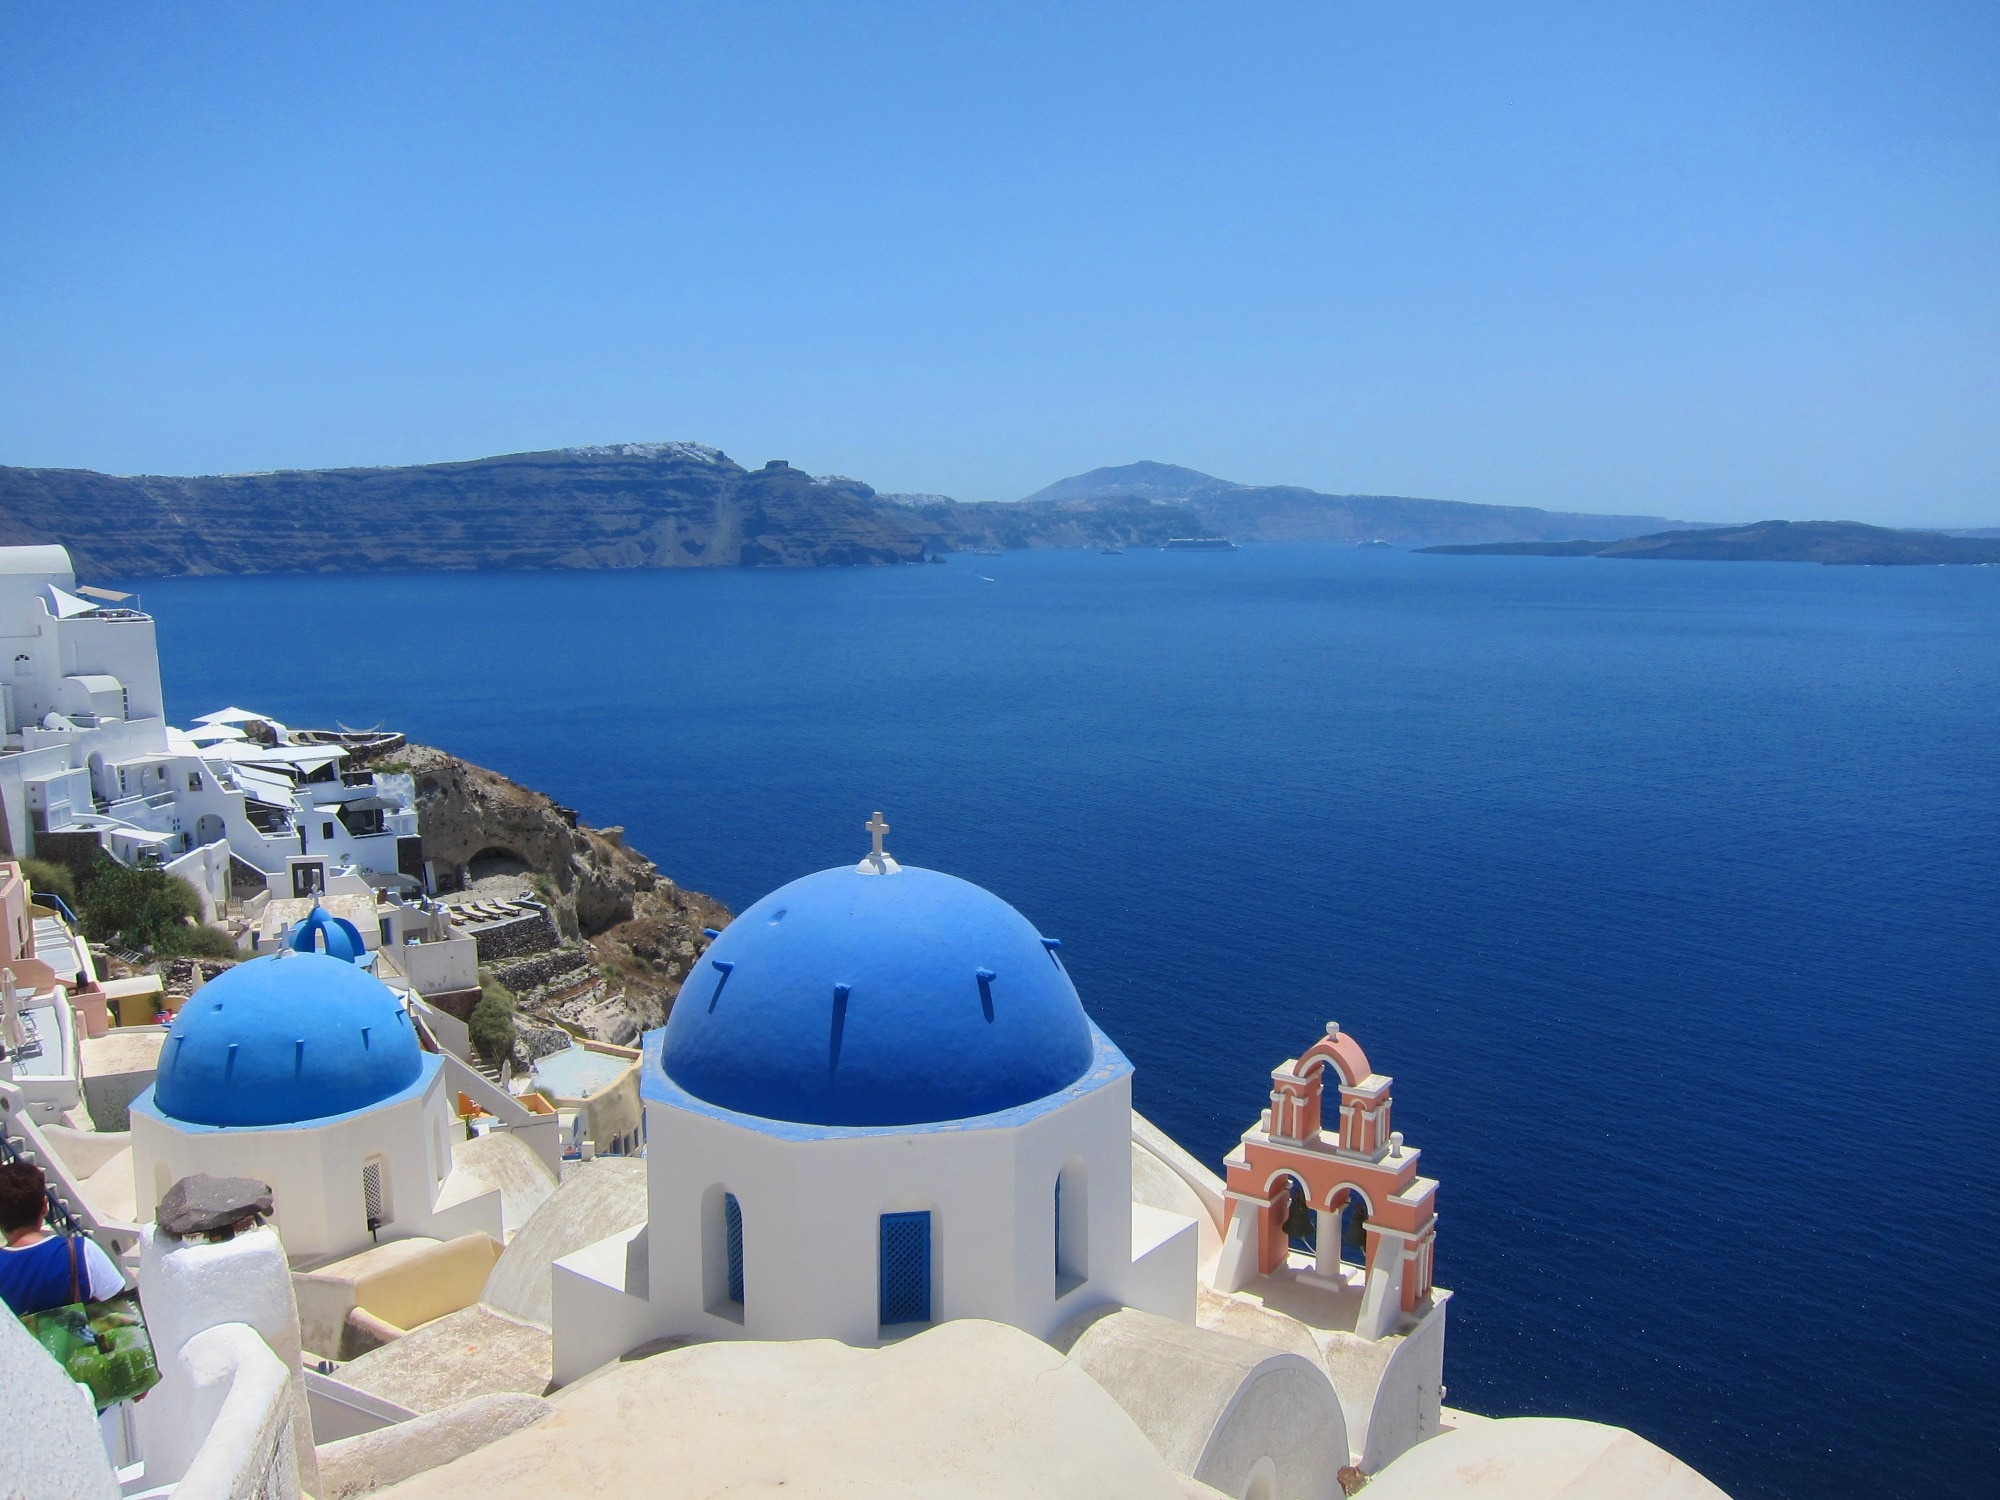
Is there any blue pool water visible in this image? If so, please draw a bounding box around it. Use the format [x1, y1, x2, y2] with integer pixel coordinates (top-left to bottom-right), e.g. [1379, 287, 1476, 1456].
[530, 1044, 634, 1100]
[124, 546, 1999, 1498]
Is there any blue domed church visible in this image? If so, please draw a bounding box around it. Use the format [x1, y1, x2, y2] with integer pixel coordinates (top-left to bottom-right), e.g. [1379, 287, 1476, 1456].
[129, 926, 506, 1261]
[551, 820, 1203, 1382]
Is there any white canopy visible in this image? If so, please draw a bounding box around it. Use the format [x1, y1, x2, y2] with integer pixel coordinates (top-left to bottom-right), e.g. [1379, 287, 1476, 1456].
[203, 742, 342, 772]
[230, 763, 299, 804]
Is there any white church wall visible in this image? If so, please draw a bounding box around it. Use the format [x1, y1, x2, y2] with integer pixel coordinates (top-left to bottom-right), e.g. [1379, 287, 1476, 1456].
[1358, 1293, 1449, 1474]
[551, 1225, 652, 1385]
[632, 1068, 1148, 1354]
[1126, 1203, 1201, 1324]
[131, 1066, 474, 1264]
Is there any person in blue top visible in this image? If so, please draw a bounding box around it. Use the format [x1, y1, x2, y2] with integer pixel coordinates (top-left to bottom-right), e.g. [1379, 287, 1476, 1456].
[0, 1162, 125, 1317]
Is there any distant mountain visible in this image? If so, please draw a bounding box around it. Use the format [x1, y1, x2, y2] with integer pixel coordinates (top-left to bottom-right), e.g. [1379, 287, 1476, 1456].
[1021, 462, 1238, 505]
[1417, 519, 2000, 566]
[1, 442, 1725, 578]
[1019, 461, 1703, 546]
[0, 444, 925, 576]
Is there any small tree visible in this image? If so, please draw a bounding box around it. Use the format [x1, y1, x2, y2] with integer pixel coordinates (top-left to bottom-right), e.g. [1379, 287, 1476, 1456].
[468, 973, 518, 1063]
[76, 865, 203, 949]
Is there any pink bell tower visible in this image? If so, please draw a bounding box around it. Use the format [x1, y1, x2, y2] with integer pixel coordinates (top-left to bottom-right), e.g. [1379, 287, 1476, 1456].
[1213, 1021, 1439, 1340]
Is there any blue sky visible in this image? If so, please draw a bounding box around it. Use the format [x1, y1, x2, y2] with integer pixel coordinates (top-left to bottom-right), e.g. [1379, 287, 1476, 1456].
[2, 3, 1995, 525]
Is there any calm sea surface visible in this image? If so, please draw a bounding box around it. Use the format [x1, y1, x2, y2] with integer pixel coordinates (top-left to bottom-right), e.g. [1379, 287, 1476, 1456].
[125, 546, 1999, 1499]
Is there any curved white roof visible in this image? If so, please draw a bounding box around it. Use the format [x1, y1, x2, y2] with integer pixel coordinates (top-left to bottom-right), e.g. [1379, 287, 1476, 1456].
[0, 544, 75, 580]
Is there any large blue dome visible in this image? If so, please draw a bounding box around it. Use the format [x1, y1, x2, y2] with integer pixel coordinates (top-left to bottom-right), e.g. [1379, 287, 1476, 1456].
[153, 951, 425, 1127]
[659, 865, 1094, 1127]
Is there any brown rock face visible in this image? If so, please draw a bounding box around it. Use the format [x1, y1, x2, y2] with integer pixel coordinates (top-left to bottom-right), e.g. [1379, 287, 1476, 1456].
[402, 744, 729, 1034]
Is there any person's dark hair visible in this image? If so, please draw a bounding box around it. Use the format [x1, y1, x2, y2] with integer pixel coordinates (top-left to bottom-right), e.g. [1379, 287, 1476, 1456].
[0, 1161, 49, 1235]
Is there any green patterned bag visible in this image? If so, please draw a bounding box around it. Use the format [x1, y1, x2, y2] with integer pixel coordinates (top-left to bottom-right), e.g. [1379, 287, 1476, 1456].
[19, 1240, 161, 1410]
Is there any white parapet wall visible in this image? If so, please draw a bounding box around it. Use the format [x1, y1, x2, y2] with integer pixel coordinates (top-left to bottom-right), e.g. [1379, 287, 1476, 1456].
[165, 1322, 301, 1500]
[135, 1223, 319, 1497]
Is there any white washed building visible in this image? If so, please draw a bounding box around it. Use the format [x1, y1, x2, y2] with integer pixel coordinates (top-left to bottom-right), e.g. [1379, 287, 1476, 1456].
[0, 545, 423, 911]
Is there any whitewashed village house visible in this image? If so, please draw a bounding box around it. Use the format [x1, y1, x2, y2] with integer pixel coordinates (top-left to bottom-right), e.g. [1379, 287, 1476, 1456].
[0, 544, 426, 917]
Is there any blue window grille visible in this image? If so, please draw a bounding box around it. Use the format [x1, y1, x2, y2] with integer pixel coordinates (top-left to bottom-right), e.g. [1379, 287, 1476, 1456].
[879, 1211, 932, 1326]
[724, 1192, 745, 1306]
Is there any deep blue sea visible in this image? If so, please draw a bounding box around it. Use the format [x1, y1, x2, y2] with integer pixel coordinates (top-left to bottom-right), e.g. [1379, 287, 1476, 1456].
[123, 546, 1999, 1499]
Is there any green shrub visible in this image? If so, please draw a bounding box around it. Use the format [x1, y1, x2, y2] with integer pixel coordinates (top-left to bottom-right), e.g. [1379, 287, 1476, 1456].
[74, 865, 203, 949]
[18, 858, 77, 907]
[153, 924, 241, 960]
[468, 973, 518, 1063]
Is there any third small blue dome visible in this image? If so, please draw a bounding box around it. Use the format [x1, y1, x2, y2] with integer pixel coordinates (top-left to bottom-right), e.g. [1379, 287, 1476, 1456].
[659, 864, 1094, 1127]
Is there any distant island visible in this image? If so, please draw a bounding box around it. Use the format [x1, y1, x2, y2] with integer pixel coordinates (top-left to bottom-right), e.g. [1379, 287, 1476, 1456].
[1417, 519, 2000, 566]
[0, 445, 1705, 578]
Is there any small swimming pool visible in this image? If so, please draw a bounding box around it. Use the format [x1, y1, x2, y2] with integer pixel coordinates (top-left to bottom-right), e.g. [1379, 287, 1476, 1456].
[530, 1045, 631, 1099]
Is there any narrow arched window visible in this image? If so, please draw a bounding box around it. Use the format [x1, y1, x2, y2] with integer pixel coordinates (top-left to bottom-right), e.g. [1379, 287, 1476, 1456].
[724, 1192, 745, 1307]
[1055, 1160, 1088, 1292]
[362, 1155, 392, 1234]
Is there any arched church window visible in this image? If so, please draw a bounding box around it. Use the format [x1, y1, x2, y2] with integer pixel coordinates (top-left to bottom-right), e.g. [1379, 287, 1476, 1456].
[362, 1156, 392, 1235]
[1055, 1160, 1088, 1293]
[724, 1192, 745, 1306]
[879, 1211, 932, 1328]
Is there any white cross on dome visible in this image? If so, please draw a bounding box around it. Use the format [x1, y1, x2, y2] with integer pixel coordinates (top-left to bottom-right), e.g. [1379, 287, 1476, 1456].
[856, 809, 902, 875]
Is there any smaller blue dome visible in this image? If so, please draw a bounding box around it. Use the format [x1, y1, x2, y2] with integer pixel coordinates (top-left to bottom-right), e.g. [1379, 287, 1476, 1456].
[287, 905, 367, 963]
[154, 951, 424, 1127]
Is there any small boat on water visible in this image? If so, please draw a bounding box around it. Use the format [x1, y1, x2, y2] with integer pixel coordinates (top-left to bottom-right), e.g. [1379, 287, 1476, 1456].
[1163, 537, 1238, 551]
[1355, 539, 1394, 549]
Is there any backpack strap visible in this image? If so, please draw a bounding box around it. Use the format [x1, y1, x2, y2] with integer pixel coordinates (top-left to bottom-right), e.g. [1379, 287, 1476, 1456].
[64, 1234, 82, 1306]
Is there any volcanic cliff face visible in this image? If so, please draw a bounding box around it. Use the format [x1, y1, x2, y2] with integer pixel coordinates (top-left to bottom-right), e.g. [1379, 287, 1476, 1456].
[401, 744, 730, 1042]
[0, 443, 1706, 579]
[0, 444, 925, 577]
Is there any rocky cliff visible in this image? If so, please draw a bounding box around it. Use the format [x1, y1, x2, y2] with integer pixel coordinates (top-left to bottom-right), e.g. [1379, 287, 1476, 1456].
[2, 443, 1706, 578]
[400, 744, 730, 1045]
[0, 443, 924, 577]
